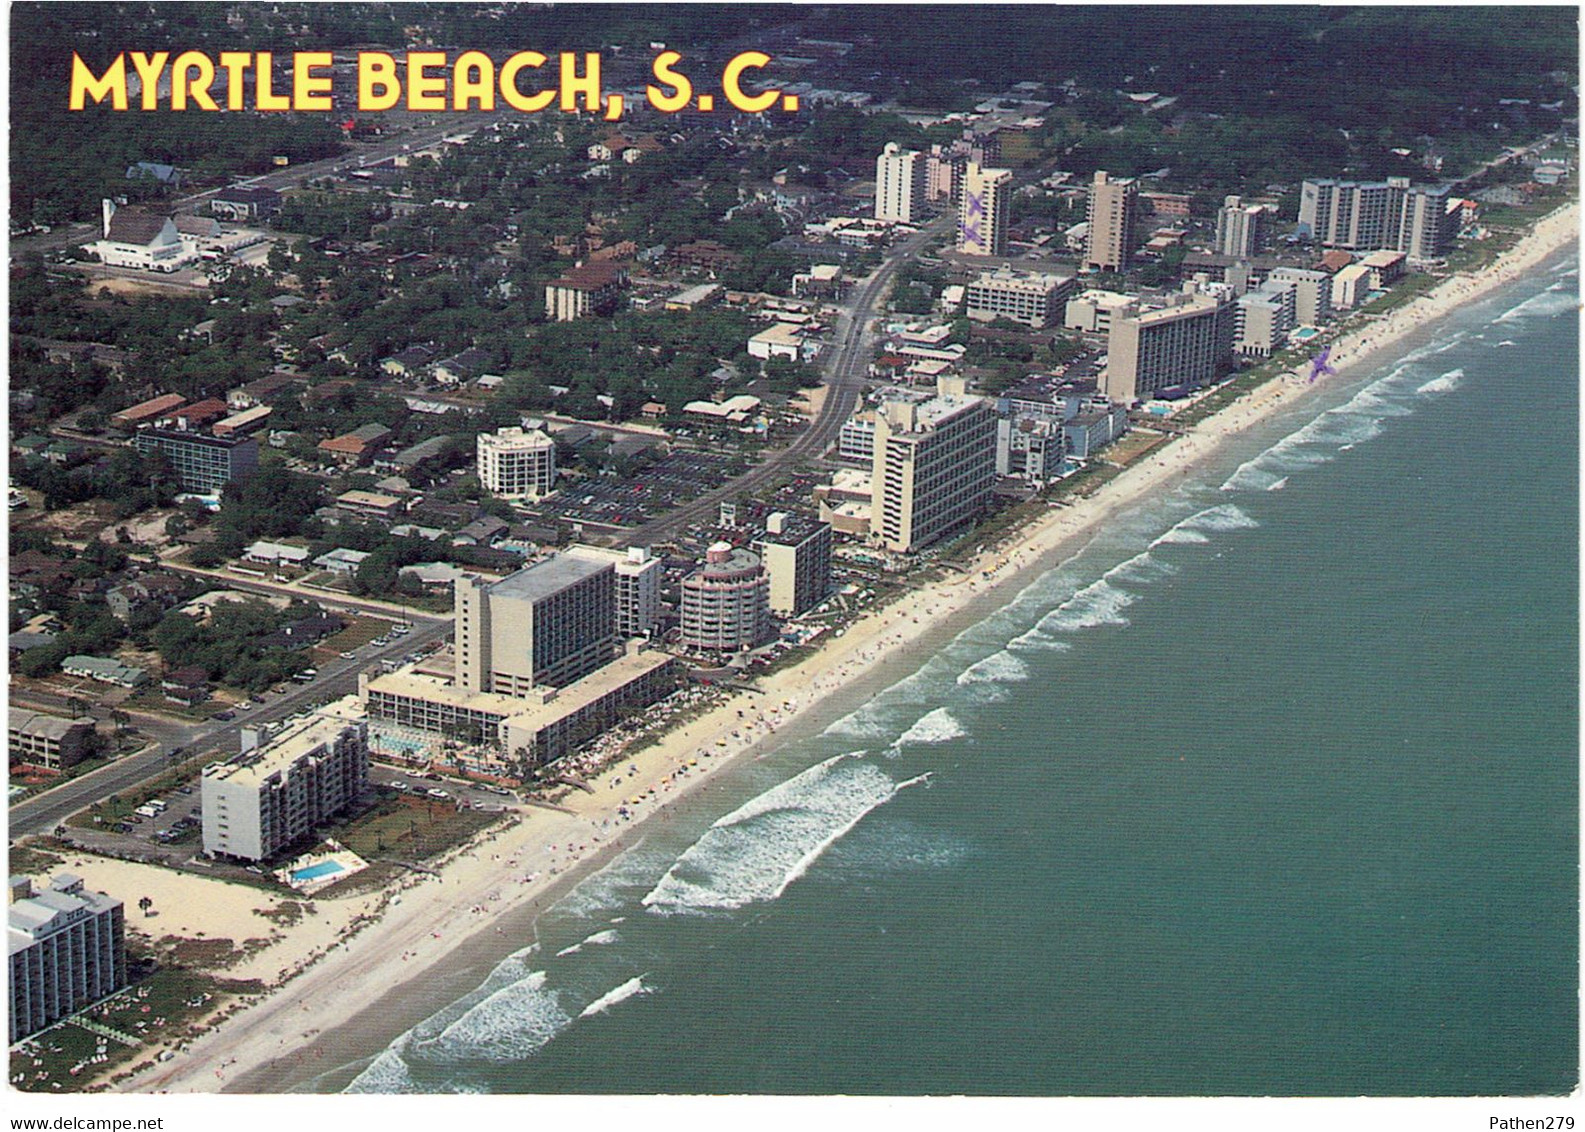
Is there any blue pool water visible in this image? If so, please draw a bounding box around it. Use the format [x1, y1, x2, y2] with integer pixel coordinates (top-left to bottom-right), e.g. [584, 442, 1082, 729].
[292, 862, 345, 882]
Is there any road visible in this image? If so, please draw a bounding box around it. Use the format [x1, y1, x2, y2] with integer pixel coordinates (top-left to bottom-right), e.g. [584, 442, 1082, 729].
[156, 560, 453, 624]
[9, 620, 452, 839]
[624, 214, 952, 546]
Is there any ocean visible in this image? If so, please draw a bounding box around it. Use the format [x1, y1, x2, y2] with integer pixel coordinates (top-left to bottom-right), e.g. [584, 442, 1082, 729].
[339, 249, 1578, 1096]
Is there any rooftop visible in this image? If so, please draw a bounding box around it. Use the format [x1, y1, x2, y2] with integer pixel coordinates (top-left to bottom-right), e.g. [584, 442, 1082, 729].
[487, 554, 611, 604]
[203, 716, 363, 790]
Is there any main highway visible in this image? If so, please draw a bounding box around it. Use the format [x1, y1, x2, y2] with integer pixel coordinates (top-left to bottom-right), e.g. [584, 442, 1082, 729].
[9, 619, 452, 840]
[623, 213, 952, 547]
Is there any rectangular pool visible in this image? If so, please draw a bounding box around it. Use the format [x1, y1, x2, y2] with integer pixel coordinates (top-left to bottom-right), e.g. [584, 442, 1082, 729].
[290, 861, 345, 882]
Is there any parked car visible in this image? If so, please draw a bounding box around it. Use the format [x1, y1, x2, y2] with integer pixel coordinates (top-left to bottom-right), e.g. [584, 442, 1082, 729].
[426, 788, 450, 800]
[213, 711, 235, 721]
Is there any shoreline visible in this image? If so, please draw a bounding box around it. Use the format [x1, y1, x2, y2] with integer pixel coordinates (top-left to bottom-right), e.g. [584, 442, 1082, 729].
[125, 200, 1579, 1095]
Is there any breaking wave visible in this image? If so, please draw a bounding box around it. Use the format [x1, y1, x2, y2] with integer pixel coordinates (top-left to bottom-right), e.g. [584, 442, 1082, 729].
[641, 754, 914, 914]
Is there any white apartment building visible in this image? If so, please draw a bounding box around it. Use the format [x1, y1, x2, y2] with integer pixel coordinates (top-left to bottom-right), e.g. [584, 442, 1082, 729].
[456, 555, 617, 695]
[957, 163, 1013, 257]
[477, 426, 557, 500]
[567, 545, 664, 638]
[871, 392, 997, 553]
[1103, 293, 1235, 404]
[751, 512, 833, 617]
[875, 142, 928, 224]
[1065, 289, 1136, 334]
[1298, 177, 1458, 264]
[1234, 279, 1297, 358]
[1215, 195, 1267, 259]
[1266, 267, 1334, 327]
[201, 717, 370, 863]
[964, 267, 1076, 329]
[9, 874, 128, 1043]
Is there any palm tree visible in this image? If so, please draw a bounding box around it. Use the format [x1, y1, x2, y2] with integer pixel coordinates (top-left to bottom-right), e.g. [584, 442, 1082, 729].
[137, 897, 153, 917]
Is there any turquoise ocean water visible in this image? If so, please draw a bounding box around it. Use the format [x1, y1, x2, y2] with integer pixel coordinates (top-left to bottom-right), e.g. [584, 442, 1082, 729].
[339, 250, 1578, 1096]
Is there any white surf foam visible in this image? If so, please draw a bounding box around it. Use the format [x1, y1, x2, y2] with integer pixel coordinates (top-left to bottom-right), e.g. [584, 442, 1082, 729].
[1151, 525, 1210, 547]
[415, 970, 572, 1063]
[1104, 550, 1179, 585]
[1031, 577, 1138, 634]
[1416, 368, 1463, 395]
[1266, 476, 1289, 491]
[1495, 289, 1578, 323]
[955, 650, 1029, 686]
[893, 707, 966, 747]
[1181, 503, 1259, 534]
[555, 928, 620, 958]
[344, 1041, 421, 1094]
[580, 976, 651, 1018]
[641, 754, 912, 914]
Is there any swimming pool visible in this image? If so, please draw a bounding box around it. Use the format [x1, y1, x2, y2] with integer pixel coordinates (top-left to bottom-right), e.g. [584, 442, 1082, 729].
[290, 861, 345, 882]
[1293, 326, 1319, 341]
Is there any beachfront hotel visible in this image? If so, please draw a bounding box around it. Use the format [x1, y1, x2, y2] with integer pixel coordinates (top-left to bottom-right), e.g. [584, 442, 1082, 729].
[476, 426, 557, 501]
[9, 874, 129, 1043]
[362, 644, 682, 772]
[751, 512, 834, 618]
[566, 544, 664, 639]
[1102, 293, 1235, 404]
[1298, 176, 1460, 265]
[679, 543, 773, 655]
[201, 716, 370, 863]
[870, 388, 997, 554]
[456, 555, 617, 696]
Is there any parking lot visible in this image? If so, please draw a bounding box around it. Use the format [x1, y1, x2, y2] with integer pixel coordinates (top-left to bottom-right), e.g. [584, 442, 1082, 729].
[376, 765, 519, 812]
[541, 450, 746, 529]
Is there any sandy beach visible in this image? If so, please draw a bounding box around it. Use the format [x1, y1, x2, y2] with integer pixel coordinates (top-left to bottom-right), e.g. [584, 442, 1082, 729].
[120, 200, 1577, 1095]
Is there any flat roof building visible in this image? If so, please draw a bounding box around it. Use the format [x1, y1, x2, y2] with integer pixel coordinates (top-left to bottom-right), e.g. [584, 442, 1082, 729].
[566, 545, 664, 638]
[871, 391, 997, 553]
[201, 716, 370, 863]
[364, 646, 680, 772]
[477, 427, 557, 501]
[9, 874, 128, 1043]
[1103, 293, 1235, 404]
[965, 267, 1076, 329]
[132, 428, 259, 494]
[1085, 171, 1139, 272]
[958, 163, 1013, 257]
[456, 554, 616, 696]
[751, 512, 833, 618]
[875, 142, 928, 224]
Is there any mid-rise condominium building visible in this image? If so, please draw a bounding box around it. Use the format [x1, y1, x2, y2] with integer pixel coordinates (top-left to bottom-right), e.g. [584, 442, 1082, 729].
[9, 874, 128, 1043]
[875, 142, 928, 224]
[1298, 177, 1459, 264]
[680, 543, 771, 654]
[1233, 279, 1297, 358]
[965, 267, 1076, 329]
[1266, 266, 1334, 327]
[751, 512, 833, 617]
[455, 555, 616, 696]
[871, 392, 997, 553]
[132, 427, 259, 493]
[200, 716, 370, 863]
[957, 164, 1013, 257]
[1103, 293, 1235, 404]
[1084, 171, 1139, 271]
[544, 261, 627, 321]
[566, 545, 664, 638]
[477, 426, 557, 500]
[1215, 195, 1267, 259]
